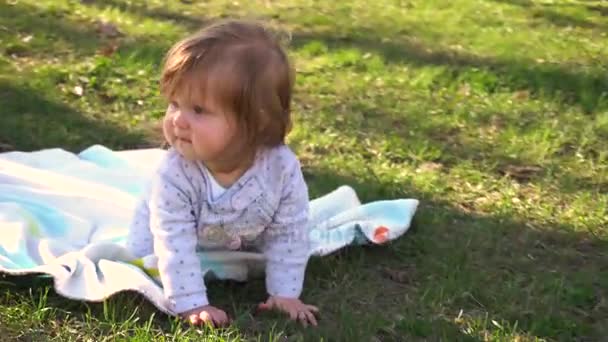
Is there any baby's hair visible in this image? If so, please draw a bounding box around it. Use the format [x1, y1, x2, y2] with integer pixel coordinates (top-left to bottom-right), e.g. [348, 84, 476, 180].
[160, 19, 295, 148]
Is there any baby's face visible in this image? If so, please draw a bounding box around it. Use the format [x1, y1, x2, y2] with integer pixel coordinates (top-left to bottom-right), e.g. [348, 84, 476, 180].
[163, 89, 239, 164]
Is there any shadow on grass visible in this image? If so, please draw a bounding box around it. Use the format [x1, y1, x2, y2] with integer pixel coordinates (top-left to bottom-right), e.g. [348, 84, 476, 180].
[0, 80, 152, 152]
[291, 31, 607, 114]
[0, 1, 102, 58]
[1, 166, 605, 340]
[0, 0, 178, 69]
[531, 8, 602, 30]
[0, 1, 165, 152]
[289, 30, 607, 196]
[588, 4, 608, 17]
[302, 167, 607, 340]
[73, 0, 607, 114]
[63, 1, 606, 195]
[488, 0, 606, 30]
[80, 0, 207, 30]
[8, 0, 601, 114]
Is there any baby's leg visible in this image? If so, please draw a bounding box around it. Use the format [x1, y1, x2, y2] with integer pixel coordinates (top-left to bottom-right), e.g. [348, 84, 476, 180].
[126, 199, 154, 258]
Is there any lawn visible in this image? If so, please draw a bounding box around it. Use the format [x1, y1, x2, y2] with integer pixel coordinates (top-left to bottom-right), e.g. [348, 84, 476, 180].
[1, 0, 607, 340]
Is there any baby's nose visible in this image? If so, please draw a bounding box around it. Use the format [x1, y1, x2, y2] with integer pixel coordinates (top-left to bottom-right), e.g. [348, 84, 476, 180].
[173, 110, 189, 128]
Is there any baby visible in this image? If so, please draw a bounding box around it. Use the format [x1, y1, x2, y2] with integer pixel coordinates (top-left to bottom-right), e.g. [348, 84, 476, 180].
[127, 20, 318, 327]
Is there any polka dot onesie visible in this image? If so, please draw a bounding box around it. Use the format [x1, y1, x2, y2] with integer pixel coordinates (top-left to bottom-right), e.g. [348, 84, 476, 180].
[126, 145, 310, 313]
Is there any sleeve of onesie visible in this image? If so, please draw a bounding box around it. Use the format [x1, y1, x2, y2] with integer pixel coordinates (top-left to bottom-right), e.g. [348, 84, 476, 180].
[261, 156, 311, 299]
[148, 155, 209, 313]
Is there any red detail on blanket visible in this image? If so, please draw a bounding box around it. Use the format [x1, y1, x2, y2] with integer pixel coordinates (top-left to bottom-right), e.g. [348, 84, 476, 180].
[373, 226, 389, 243]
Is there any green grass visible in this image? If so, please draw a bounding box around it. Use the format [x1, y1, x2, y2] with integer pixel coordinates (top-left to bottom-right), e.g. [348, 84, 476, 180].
[1, 0, 607, 340]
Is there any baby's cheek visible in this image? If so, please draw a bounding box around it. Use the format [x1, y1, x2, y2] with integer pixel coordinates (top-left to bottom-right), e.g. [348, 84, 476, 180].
[162, 115, 175, 144]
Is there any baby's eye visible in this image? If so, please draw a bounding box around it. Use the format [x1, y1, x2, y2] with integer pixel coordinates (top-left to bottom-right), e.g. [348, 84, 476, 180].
[193, 105, 204, 114]
[169, 101, 179, 109]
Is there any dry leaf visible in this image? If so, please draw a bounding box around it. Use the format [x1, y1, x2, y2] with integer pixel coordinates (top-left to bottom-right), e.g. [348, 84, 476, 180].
[73, 85, 84, 96]
[417, 162, 443, 173]
[97, 21, 122, 38]
[499, 164, 542, 181]
[513, 90, 530, 100]
[458, 83, 471, 96]
[98, 42, 119, 56]
[380, 267, 412, 284]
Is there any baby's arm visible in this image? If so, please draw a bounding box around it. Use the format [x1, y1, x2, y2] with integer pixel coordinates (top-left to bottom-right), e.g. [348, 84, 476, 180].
[261, 158, 311, 299]
[148, 156, 209, 314]
[257, 156, 319, 326]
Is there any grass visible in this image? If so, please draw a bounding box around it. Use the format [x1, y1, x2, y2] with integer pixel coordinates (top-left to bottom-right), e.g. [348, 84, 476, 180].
[1, 0, 607, 340]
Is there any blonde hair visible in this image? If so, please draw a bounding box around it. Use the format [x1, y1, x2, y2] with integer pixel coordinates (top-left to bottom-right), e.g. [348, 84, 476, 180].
[160, 19, 294, 148]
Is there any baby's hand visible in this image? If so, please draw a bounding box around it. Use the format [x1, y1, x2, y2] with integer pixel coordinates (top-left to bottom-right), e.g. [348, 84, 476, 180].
[257, 296, 319, 327]
[180, 304, 231, 327]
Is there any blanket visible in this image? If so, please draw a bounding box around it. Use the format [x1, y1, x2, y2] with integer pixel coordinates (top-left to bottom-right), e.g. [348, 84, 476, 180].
[0, 145, 418, 315]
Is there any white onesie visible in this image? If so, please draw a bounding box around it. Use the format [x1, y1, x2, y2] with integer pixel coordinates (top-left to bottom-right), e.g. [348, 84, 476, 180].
[127, 144, 311, 313]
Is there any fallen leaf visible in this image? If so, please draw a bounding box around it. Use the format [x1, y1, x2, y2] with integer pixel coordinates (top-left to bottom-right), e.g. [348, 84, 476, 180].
[98, 42, 119, 56]
[96, 21, 122, 38]
[513, 90, 530, 100]
[73, 85, 84, 96]
[458, 83, 471, 97]
[380, 267, 412, 284]
[417, 162, 443, 173]
[499, 164, 542, 181]
[21, 35, 33, 43]
[99, 92, 115, 103]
